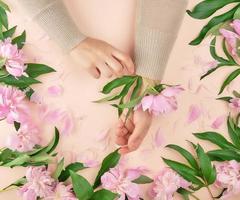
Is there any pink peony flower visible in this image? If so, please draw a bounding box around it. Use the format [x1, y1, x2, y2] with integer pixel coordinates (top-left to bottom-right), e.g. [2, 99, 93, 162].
[0, 38, 26, 77]
[149, 168, 191, 200]
[19, 167, 56, 200]
[6, 123, 40, 152]
[0, 86, 29, 123]
[135, 86, 183, 116]
[215, 160, 240, 199]
[220, 29, 239, 56]
[45, 182, 77, 200]
[101, 166, 142, 200]
[229, 98, 240, 113]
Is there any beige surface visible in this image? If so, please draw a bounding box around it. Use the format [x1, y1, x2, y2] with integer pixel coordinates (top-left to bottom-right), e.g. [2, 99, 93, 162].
[0, 0, 239, 199]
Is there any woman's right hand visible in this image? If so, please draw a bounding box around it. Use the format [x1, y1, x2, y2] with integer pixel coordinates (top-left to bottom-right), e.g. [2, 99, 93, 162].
[70, 37, 135, 79]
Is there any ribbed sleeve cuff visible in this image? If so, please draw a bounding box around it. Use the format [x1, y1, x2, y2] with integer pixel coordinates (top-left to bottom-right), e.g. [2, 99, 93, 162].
[19, 0, 86, 52]
[135, 27, 176, 81]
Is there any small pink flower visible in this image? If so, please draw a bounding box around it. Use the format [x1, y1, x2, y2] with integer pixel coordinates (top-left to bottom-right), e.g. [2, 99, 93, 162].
[0, 38, 26, 77]
[19, 167, 56, 200]
[101, 166, 141, 200]
[220, 29, 239, 56]
[0, 86, 29, 123]
[45, 182, 77, 200]
[215, 161, 240, 199]
[149, 168, 191, 200]
[135, 86, 183, 116]
[229, 98, 240, 113]
[6, 123, 40, 152]
[231, 19, 240, 36]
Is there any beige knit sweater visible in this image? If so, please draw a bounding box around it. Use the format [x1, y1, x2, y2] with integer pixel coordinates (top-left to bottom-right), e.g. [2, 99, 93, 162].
[18, 0, 188, 81]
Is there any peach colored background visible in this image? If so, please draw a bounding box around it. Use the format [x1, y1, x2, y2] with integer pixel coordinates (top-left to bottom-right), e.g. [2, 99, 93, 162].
[0, 0, 239, 199]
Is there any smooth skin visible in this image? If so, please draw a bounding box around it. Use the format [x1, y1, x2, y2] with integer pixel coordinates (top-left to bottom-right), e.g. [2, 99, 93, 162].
[70, 37, 135, 78]
[71, 37, 153, 154]
[116, 110, 152, 154]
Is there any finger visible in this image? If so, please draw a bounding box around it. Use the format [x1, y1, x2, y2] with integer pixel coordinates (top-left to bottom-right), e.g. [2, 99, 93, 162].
[115, 135, 128, 146]
[87, 67, 100, 79]
[118, 146, 131, 154]
[116, 126, 128, 136]
[112, 50, 135, 74]
[106, 57, 123, 76]
[96, 62, 113, 78]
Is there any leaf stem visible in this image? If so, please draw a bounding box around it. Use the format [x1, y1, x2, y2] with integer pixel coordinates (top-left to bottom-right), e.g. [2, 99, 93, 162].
[206, 186, 215, 200]
[190, 193, 200, 200]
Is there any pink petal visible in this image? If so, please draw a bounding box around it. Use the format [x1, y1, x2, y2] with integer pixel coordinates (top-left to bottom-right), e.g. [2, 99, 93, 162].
[153, 128, 165, 148]
[187, 105, 202, 124]
[231, 19, 240, 36]
[211, 115, 226, 129]
[141, 95, 154, 111]
[47, 85, 63, 97]
[220, 29, 239, 56]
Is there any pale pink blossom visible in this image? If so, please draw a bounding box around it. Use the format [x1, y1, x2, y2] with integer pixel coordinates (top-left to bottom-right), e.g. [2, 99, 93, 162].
[215, 161, 240, 199]
[6, 123, 40, 152]
[39, 105, 74, 135]
[211, 115, 226, 129]
[229, 98, 240, 113]
[187, 104, 202, 124]
[135, 86, 183, 116]
[19, 167, 56, 200]
[101, 166, 142, 200]
[45, 183, 77, 200]
[0, 86, 29, 123]
[231, 19, 240, 36]
[0, 38, 26, 77]
[149, 168, 191, 200]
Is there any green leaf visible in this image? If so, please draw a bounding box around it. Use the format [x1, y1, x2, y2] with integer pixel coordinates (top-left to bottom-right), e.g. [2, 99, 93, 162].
[26, 63, 56, 78]
[166, 144, 199, 170]
[177, 188, 192, 200]
[234, 6, 240, 19]
[93, 149, 121, 189]
[196, 145, 216, 185]
[194, 132, 237, 150]
[130, 76, 143, 100]
[132, 175, 153, 184]
[3, 154, 30, 167]
[94, 93, 119, 103]
[217, 96, 233, 102]
[102, 76, 135, 94]
[222, 39, 237, 64]
[187, 0, 240, 19]
[12, 31, 26, 49]
[58, 162, 86, 182]
[227, 116, 240, 148]
[0, 75, 41, 88]
[37, 128, 60, 155]
[219, 68, 240, 94]
[0, 7, 8, 29]
[207, 149, 240, 161]
[1, 177, 26, 191]
[110, 78, 136, 101]
[190, 5, 239, 45]
[52, 158, 64, 179]
[70, 171, 93, 200]
[118, 96, 143, 109]
[209, 37, 228, 63]
[163, 158, 204, 186]
[0, 0, 10, 12]
[91, 189, 118, 200]
[3, 26, 16, 38]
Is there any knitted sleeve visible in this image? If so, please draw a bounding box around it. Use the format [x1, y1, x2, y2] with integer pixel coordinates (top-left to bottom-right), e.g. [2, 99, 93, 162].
[134, 0, 188, 81]
[18, 0, 86, 52]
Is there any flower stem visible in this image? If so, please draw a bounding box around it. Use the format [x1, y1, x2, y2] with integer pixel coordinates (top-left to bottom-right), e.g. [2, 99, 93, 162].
[206, 186, 215, 200]
[190, 193, 200, 200]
